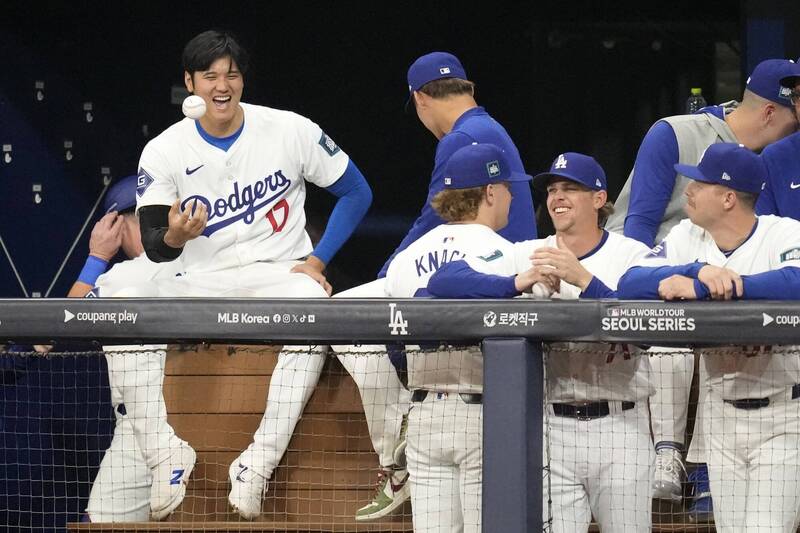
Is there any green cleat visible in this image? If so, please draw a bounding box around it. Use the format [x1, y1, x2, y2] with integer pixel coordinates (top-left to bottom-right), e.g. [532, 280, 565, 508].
[355, 467, 410, 521]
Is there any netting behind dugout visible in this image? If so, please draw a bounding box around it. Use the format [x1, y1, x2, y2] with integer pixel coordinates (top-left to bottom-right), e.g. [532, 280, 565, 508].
[1, 344, 415, 532]
[4, 341, 800, 532]
[542, 343, 800, 533]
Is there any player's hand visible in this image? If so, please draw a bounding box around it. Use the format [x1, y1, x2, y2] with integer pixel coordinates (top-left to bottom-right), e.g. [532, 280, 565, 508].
[529, 236, 593, 290]
[164, 199, 208, 248]
[33, 344, 53, 355]
[514, 266, 560, 294]
[89, 211, 124, 261]
[697, 265, 743, 300]
[658, 275, 698, 300]
[291, 256, 332, 296]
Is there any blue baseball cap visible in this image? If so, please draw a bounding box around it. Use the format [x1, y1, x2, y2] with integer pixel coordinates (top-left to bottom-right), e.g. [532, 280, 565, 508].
[407, 51, 467, 93]
[674, 143, 766, 194]
[406, 52, 467, 109]
[103, 174, 138, 213]
[745, 59, 800, 107]
[532, 152, 607, 191]
[443, 143, 531, 189]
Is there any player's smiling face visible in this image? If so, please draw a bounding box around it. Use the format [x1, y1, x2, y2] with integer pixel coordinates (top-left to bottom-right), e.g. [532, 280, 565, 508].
[546, 178, 603, 233]
[185, 56, 244, 134]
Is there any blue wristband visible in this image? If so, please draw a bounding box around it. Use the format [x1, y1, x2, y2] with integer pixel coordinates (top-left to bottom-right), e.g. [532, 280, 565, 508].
[78, 256, 109, 286]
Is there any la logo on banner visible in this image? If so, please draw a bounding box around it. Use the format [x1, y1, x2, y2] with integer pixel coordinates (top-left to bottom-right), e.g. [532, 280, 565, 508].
[388, 303, 408, 336]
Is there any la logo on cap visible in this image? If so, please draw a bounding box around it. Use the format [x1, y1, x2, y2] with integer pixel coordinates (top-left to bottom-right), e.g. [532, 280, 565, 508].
[721, 172, 731, 181]
[439, 67, 451, 74]
[487, 160, 501, 177]
[780, 86, 792, 98]
[554, 154, 568, 169]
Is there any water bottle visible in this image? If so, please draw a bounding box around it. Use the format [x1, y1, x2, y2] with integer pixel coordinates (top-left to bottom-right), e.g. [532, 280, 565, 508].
[686, 87, 707, 114]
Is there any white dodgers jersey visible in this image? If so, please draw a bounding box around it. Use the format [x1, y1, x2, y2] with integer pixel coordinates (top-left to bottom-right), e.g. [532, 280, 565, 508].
[91, 254, 183, 297]
[638, 215, 800, 399]
[136, 103, 349, 273]
[386, 223, 517, 393]
[512, 231, 653, 402]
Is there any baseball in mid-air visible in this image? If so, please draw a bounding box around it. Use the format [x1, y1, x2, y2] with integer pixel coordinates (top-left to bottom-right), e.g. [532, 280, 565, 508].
[182, 95, 206, 120]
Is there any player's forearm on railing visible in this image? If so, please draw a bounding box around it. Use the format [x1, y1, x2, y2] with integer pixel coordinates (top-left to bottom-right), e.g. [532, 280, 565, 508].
[580, 276, 616, 299]
[428, 260, 518, 299]
[741, 267, 800, 299]
[617, 263, 706, 299]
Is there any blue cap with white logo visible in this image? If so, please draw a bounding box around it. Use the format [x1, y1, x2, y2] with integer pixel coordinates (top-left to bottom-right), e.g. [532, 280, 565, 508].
[745, 58, 800, 107]
[407, 51, 468, 95]
[103, 174, 138, 213]
[532, 152, 607, 191]
[443, 143, 532, 190]
[674, 143, 766, 194]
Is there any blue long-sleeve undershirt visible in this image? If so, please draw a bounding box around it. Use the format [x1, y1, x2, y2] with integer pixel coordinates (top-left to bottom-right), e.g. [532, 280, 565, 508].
[741, 267, 800, 299]
[428, 259, 618, 299]
[623, 121, 680, 247]
[617, 264, 707, 299]
[581, 276, 616, 299]
[617, 264, 800, 300]
[427, 260, 519, 298]
[313, 160, 372, 265]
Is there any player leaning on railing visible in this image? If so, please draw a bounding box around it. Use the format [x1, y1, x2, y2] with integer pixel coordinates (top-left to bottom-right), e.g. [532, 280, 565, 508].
[617, 143, 800, 533]
[428, 151, 654, 532]
[384, 142, 532, 532]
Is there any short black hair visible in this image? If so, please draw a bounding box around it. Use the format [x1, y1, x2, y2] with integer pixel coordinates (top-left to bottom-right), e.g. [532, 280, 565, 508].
[182, 30, 249, 76]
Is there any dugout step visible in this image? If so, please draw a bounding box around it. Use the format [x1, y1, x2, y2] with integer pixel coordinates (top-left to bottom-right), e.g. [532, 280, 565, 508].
[68, 347, 413, 532]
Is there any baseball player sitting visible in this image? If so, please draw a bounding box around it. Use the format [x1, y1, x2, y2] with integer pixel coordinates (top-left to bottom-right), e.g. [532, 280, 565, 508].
[129, 30, 372, 520]
[385, 143, 532, 532]
[428, 152, 655, 532]
[60, 175, 189, 523]
[618, 143, 800, 533]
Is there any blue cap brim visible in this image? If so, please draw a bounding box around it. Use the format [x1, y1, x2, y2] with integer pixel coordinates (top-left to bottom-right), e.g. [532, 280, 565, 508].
[507, 171, 533, 183]
[674, 163, 714, 184]
[404, 93, 414, 114]
[531, 172, 557, 190]
[531, 171, 603, 191]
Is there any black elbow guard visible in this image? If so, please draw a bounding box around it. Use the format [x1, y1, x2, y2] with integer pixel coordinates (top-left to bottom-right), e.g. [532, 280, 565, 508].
[138, 205, 183, 262]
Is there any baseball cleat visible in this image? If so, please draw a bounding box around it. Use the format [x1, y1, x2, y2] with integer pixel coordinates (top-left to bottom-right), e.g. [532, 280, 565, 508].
[228, 462, 268, 520]
[652, 447, 685, 502]
[355, 466, 410, 521]
[688, 465, 714, 523]
[149, 441, 196, 520]
[392, 414, 409, 469]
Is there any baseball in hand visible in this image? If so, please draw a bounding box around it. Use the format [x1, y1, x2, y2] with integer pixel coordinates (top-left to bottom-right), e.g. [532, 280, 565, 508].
[182, 95, 206, 120]
[530, 282, 553, 300]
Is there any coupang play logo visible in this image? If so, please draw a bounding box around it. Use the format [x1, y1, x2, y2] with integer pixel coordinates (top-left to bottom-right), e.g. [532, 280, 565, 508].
[181, 170, 292, 236]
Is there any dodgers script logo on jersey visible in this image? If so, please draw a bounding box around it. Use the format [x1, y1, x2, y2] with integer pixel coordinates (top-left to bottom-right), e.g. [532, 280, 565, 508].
[179, 170, 293, 237]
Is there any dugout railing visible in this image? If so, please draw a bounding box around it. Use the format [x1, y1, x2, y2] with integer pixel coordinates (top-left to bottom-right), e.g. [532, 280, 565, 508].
[2, 298, 800, 532]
